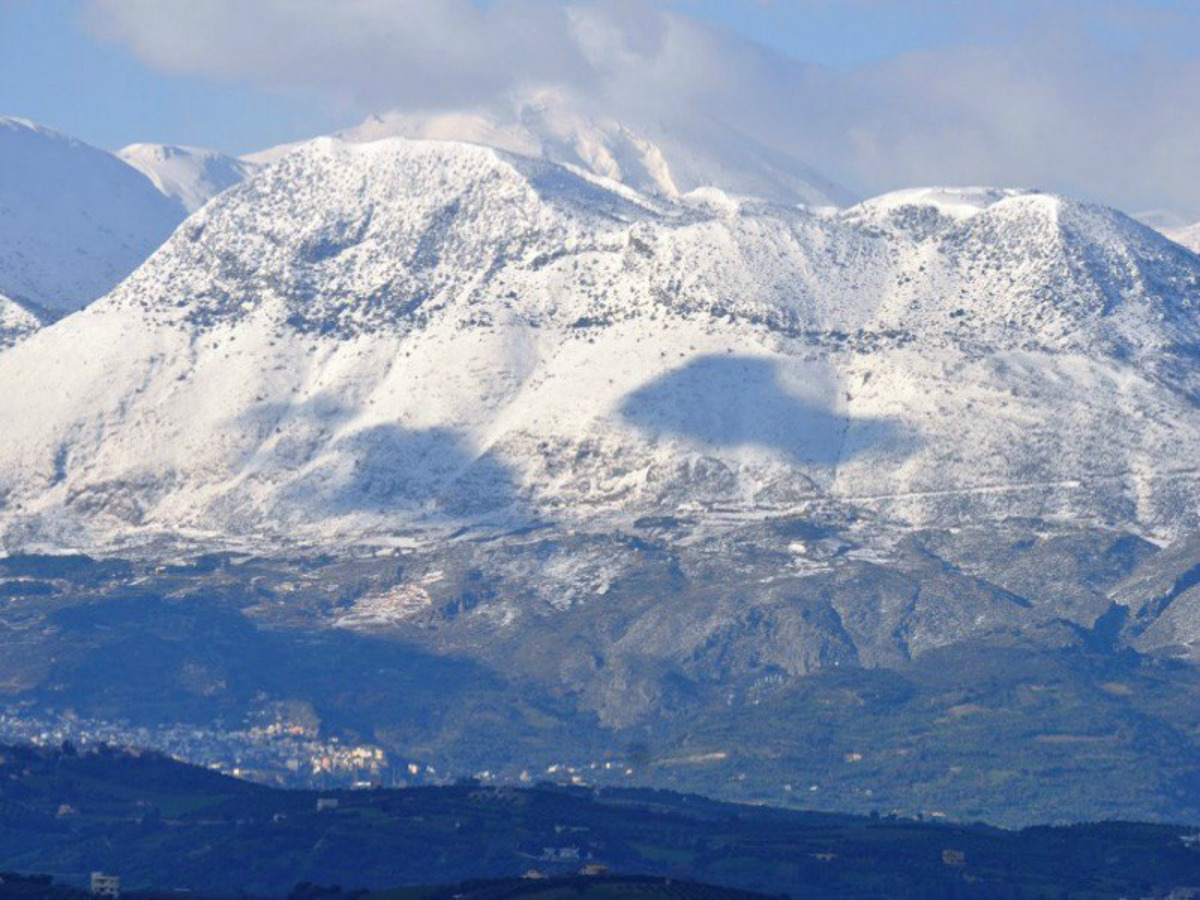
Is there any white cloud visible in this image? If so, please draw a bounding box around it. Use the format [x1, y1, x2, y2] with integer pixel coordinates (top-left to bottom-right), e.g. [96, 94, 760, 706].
[83, 0, 1200, 217]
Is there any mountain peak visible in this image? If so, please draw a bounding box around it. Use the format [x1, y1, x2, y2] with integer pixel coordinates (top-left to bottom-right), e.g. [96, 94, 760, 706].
[850, 186, 1032, 221]
[250, 92, 854, 208]
[0, 115, 78, 144]
[1165, 221, 1200, 254]
[118, 142, 257, 213]
[108, 133, 668, 338]
[0, 292, 41, 351]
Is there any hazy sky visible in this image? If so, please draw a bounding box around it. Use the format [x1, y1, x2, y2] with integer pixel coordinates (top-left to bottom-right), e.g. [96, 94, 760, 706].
[2, 0, 1198, 218]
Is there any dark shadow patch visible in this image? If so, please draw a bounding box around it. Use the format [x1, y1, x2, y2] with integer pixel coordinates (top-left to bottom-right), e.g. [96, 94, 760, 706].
[319, 423, 522, 518]
[619, 355, 913, 465]
[234, 395, 524, 520]
[38, 591, 583, 751]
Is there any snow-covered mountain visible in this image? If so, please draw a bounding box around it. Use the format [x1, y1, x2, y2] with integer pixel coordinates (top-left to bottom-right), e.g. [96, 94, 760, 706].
[118, 143, 257, 214]
[1166, 222, 1200, 254]
[250, 92, 853, 208]
[0, 117, 183, 318]
[0, 137, 1197, 549]
[1135, 210, 1200, 255]
[0, 293, 41, 351]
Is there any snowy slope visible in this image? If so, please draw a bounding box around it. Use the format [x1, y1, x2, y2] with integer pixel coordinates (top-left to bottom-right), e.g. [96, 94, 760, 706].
[0, 117, 183, 316]
[0, 139, 1197, 549]
[0, 293, 41, 351]
[251, 92, 853, 208]
[1137, 210, 1200, 254]
[1165, 222, 1200, 254]
[118, 143, 257, 213]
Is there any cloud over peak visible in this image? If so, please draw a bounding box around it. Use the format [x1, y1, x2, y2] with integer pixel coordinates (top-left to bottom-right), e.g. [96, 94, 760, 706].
[84, 0, 1200, 218]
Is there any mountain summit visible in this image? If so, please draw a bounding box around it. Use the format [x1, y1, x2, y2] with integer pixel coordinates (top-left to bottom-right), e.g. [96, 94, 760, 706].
[118, 142, 257, 214]
[252, 92, 854, 208]
[1166, 221, 1200, 254]
[0, 291, 40, 351]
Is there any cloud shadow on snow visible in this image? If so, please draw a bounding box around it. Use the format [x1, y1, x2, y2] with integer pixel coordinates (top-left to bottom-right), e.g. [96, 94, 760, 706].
[323, 423, 522, 517]
[618, 355, 913, 466]
[234, 395, 523, 519]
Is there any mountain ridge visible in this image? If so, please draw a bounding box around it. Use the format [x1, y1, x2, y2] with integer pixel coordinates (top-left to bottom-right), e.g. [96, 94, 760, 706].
[1166, 221, 1200, 254]
[0, 135, 1197, 550]
[247, 91, 855, 208]
[0, 291, 42, 351]
[118, 142, 257, 213]
[0, 117, 258, 345]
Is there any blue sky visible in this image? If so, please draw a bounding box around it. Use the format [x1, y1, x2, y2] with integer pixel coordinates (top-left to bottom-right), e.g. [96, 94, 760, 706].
[0, 0, 343, 153]
[1, 0, 971, 153]
[1, 0, 1198, 215]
